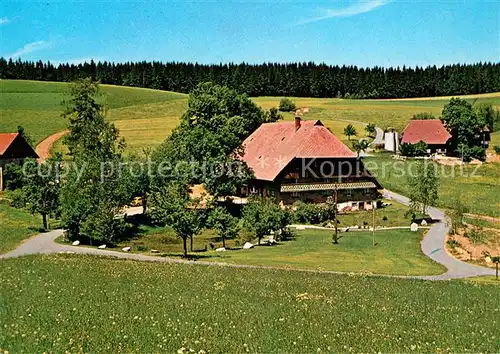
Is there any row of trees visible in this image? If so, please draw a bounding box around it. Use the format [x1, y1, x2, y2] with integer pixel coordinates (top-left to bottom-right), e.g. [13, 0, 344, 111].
[2, 58, 500, 98]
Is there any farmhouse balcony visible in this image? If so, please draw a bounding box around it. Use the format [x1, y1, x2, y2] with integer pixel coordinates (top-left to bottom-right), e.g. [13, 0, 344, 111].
[280, 181, 377, 193]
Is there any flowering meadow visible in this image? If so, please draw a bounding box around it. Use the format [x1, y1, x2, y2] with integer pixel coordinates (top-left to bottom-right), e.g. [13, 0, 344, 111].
[1, 254, 499, 353]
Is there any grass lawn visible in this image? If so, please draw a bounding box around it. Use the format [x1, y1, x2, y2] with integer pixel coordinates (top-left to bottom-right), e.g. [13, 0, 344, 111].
[1, 254, 498, 353]
[208, 229, 444, 276]
[0, 199, 44, 254]
[463, 276, 500, 284]
[104, 213, 443, 276]
[365, 154, 500, 217]
[336, 198, 414, 228]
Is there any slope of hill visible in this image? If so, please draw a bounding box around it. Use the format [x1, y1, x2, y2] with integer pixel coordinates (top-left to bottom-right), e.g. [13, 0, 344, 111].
[0, 80, 187, 144]
[2, 80, 499, 154]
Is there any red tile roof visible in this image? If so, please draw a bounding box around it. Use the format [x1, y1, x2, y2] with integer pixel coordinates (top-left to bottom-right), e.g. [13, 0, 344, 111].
[401, 119, 452, 145]
[0, 133, 19, 156]
[241, 120, 356, 181]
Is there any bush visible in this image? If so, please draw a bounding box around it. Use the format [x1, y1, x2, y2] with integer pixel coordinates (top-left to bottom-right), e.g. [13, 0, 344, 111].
[399, 141, 428, 157]
[9, 189, 27, 209]
[293, 201, 330, 224]
[458, 145, 486, 162]
[3, 163, 25, 190]
[279, 98, 296, 112]
[494, 145, 500, 155]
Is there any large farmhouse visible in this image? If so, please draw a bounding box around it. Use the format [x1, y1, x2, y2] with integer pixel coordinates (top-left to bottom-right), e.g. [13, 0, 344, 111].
[400, 119, 452, 154]
[0, 133, 38, 190]
[238, 118, 382, 211]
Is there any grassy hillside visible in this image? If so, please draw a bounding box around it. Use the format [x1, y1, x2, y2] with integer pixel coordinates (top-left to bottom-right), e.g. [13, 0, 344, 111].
[365, 155, 500, 217]
[253, 94, 500, 132]
[3, 80, 499, 154]
[0, 80, 187, 145]
[1, 255, 499, 353]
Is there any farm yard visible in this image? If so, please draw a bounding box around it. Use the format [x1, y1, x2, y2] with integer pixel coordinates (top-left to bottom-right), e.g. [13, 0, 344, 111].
[1, 254, 499, 353]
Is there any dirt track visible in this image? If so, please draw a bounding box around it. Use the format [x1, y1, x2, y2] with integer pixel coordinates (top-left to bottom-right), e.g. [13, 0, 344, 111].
[36, 130, 69, 162]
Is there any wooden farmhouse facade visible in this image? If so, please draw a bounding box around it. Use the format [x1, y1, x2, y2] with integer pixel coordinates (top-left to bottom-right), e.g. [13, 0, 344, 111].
[238, 118, 382, 211]
[0, 133, 38, 190]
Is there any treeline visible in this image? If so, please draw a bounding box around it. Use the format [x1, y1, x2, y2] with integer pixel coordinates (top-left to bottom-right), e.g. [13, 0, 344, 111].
[1, 58, 500, 98]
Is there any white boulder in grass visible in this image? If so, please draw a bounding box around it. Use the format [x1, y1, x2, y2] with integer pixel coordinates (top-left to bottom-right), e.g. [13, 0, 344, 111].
[151, 249, 160, 253]
[421, 219, 428, 226]
[122, 247, 131, 252]
[243, 242, 253, 249]
[71, 240, 80, 246]
[98, 244, 106, 249]
[215, 247, 226, 252]
[410, 223, 418, 232]
[295, 225, 306, 230]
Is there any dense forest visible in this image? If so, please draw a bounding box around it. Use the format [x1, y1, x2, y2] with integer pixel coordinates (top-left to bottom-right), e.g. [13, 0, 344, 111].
[1, 58, 499, 99]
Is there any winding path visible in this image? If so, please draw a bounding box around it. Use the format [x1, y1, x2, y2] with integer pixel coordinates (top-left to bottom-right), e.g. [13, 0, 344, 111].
[382, 190, 495, 280]
[1, 190, 495, 280]
[36, 130, 69, 162]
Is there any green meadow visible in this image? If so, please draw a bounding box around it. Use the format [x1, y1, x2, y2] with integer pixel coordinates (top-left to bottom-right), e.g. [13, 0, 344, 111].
[2, 80, 499, 153]
[0, 80, 187, 146]
[0, 200, 43, 254]
[100, 218, 443, 276]
[1, 254, 498, 353]
[365, 154, 500, 217]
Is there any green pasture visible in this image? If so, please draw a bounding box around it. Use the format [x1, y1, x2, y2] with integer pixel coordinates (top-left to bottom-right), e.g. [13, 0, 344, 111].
[0, 199, 43, 254]
[3, 80, 499, 154]
[365, 154, 500, 217]
[1, 254, 498, 352]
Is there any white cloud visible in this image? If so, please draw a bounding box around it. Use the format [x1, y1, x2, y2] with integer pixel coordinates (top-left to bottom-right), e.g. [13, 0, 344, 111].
[295, 0, 392, 26]
[8, 40, 52, 59]
[0, 18, 10, 25]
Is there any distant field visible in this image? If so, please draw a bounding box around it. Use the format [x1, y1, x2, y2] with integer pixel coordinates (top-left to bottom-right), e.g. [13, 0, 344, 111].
[1, 254, 499, 353]
[2, 80, 499, 154]
[0, 80, 187, 145]
[253, 93, 500, 132]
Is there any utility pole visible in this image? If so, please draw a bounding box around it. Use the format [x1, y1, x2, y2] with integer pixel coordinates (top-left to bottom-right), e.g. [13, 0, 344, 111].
[331, 185, 339, 244]
[372, 200, 376, 246]
[334, 185, 338, 241]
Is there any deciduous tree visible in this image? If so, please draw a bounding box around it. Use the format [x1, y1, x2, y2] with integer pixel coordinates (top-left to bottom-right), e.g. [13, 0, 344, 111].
[343, 124, 357, 141]
[207, 206, 239, 248]
[22, 157, 61, 230]
[407, 161, 439, 215]
[150, 183, 203, 257]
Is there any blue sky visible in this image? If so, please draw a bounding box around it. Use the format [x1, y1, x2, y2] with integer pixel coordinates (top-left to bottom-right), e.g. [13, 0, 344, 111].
[1, 1, 498, 67]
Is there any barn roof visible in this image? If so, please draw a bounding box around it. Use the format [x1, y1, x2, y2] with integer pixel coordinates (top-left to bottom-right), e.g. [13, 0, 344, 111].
[401, 119, 452, 145]
[0, 133, 19, 156]
[240, 119, 356, 181]
[0, 133, 38, 159]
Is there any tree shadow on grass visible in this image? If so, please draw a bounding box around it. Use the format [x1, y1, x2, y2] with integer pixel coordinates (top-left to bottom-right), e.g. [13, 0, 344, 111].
[158, 252, 223, 261]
